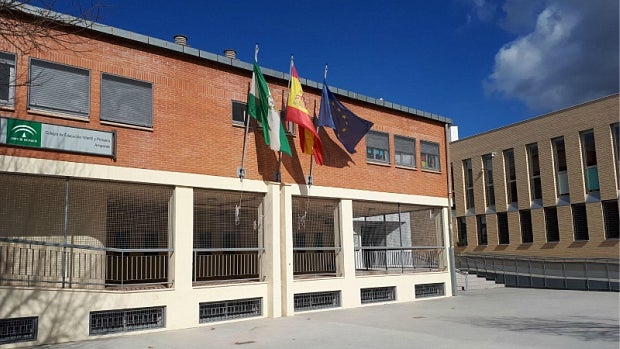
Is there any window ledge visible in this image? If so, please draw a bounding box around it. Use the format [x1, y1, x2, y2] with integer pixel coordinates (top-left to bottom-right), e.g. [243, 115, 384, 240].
[28, 108, 90, 122]
[366, 160, 391, 167]
[101, 120, 153, 132]
[420, 168, 441, 174]
[395, 164, 416, 170]
[0, 104, 15, 112]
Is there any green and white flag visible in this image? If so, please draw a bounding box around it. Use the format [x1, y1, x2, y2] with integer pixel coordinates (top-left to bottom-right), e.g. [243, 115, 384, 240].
[248, 58, 291, 156]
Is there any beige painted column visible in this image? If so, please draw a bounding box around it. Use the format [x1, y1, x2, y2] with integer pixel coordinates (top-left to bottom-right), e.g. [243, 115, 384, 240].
[263, 183, 284, 318]
[279, 184, 294, 316]
[339, 199, 359, 308]
[442, 206, 455, 296]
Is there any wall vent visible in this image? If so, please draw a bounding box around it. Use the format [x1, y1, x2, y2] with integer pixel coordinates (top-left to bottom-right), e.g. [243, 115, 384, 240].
[415, 283, 445, 298]
[294, 291, 340, 311]
[0, 317, 38, 345]
[89, 306, 165, 335]
[361, 286, 396, 304]
[199, 298, 262, 323]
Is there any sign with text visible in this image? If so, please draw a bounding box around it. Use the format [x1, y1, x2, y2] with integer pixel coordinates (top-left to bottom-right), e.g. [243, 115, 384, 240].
[0, 117, 116, 158]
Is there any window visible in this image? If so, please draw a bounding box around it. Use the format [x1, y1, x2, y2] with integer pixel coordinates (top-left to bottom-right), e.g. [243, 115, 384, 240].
[457, 216, 467, 246]
[571, 203, 589, 241]
[366, 131, 389, 163]
[29, 59, 90, 117]
[580, 130, 599, 193]
[612, 123, 619, 187]
[420, 141, 440, 171]
[527, 143, 542, 201]
[463, 159, 474, 210]
[101, 73, 153, 128]
[602, 200, 619, 239]
[552, 137, 569, 197]
[519, 210, 533, 243]
[394, 135, 415, 167]
[232, 100, 247, 125]
[0, 51, 15, 107]
[497, 212, 509, 244]
[482, 153, 495, 207]
[544, 207, 560, 242]
[504, 149, 518, 205]
[476, 215, 487, 245]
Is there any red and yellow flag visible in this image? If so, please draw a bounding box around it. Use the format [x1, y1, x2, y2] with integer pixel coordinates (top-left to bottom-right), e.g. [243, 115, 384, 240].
[286, 65, 323, 165]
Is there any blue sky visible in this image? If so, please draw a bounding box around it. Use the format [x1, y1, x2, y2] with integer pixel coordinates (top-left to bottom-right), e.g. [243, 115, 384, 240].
[56, 0, 619, 139]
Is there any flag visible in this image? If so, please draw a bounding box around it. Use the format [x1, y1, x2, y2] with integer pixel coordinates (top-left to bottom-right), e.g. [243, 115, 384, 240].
[318, 80, 373, 154]
[286, 65, 323, 165]
[248, 60, 292, 156]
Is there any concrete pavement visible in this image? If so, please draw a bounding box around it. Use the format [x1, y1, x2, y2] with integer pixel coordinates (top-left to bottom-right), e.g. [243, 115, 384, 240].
[36, 287, 619, 349]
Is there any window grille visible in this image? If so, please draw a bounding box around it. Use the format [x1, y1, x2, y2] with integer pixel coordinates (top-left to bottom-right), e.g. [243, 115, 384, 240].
[29, 58, 90, 117]
[101, 73, 153, 128]
[519, 210, 533, 243]
[497, 212, 509, 245]
[476, 215, 487, 245]
[360, 287, 396, 304]
[544, 207, 560, 242]
[602, 200, 619, 239]
[366, 131, 390, 163]
[199, 298, 262, 323]
[89, 306, 165, 335]
[420, 140, 440, 171]
[294, 291, 340, 311]
[0, 317, 37, 345]
[0, 51, 15, 107]
[394, 135, 415, 167]
[571, 203, 589, 241]
[415, 283, 445, 298]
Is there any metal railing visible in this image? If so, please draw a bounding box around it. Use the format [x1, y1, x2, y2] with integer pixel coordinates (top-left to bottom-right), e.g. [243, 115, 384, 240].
[192, 248, 263, 283]
[355, 247, 446, 274]
[293, 247, 338, 276]
[457, 253, 620, 291]
[0, 238, 171, 289]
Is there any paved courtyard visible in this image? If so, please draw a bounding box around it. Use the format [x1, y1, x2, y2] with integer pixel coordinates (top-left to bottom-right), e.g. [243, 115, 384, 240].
[37, 287, 619, 349]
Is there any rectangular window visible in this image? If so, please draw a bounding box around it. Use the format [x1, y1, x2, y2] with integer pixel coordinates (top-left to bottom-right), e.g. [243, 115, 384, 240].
[552, 137, 569, 197]
[463, 159, 475, 210]
[232, 100, 247, 125]
[394, 135, 415, 167]
[420, 141, 441, 171]
[580, 130, 599, 192]
[519, 210, 533, 243]
[366, 130, 390, 163]
[0, 51, 16, 107]
[571, 203, 589, 241]
[544, 207, 560, 242]
[482, 153, 495, 207]
[504, 149, 518, 205]
[101, 73, 153, 128]
[602, 200, 619, 239]
[612, 123, 619, 187]
[29, 59, 90, 117]
[527, 143, 542, 201]
[476, 214, 487, 245]
[497, 212, 509, 244]
[457, 216, 467, 246]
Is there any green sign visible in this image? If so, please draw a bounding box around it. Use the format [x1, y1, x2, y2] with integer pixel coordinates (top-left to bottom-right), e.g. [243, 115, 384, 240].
[6, 119, 42, 147]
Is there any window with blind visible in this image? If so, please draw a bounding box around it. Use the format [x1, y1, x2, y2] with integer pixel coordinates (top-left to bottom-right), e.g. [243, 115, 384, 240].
[0, 51, 15, 107]
[28, 59, 90, 117]
[420, 140, 440, 171]
[580, 130, 599, 193]
[366, 130, 390, 163]
[101, 73, 153, 128]
[394, 135, 415, 167]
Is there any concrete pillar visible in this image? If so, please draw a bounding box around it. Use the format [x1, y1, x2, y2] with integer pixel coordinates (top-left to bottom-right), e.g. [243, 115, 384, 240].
[279, 184, 294, 316]
[263, 183, 284, 317]
[339, 199, 359, 308]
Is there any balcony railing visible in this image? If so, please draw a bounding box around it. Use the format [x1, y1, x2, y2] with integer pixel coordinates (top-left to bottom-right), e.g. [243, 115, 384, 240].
[293, 247, 338, 277]
[192, 248, 263, 283]
[355, 247, 446, 274]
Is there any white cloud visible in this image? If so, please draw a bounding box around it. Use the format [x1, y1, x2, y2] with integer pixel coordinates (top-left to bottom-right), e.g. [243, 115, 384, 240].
[485, 0, 619, 111]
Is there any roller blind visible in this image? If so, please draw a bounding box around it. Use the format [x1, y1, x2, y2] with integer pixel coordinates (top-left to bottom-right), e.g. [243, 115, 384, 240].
[101, 73, 153, 128]
[29, 59, 90, 117]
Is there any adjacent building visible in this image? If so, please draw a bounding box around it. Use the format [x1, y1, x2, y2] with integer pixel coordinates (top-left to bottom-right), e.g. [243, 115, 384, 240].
[0, 5, 453, 347]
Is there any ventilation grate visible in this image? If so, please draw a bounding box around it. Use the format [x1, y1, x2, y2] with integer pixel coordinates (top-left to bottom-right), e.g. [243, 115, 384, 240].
[415, 283, 445, 298]
[199, 298, 262, 323]
[0, 317, 38, 345]
[360, 287, 396, 304]
[294, 291, 340, 311]
[89, 306, 165, 335]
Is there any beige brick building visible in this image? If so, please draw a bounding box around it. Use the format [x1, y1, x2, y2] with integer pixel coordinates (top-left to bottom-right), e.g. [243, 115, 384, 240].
[450, 94, 619, 260]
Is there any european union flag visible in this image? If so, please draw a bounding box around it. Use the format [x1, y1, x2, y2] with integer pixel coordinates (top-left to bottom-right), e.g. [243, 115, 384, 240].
[318, 80, 374, 154]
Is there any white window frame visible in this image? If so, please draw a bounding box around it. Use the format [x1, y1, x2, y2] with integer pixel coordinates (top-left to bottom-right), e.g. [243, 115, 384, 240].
[0, 51, 15, 108]
[420, 140, 440, 171]
[394, 135, 415, 168]
[366, 130, 390, 164]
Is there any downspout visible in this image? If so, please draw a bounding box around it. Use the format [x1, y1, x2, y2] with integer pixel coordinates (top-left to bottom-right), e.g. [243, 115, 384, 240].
[445, 124, 457, 296]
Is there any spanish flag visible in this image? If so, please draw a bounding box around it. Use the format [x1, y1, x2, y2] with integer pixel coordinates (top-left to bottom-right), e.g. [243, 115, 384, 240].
[286, 64, 323, 165]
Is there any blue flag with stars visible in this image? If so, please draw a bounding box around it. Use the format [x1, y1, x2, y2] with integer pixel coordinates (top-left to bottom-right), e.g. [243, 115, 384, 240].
[318, 80, 374, 154]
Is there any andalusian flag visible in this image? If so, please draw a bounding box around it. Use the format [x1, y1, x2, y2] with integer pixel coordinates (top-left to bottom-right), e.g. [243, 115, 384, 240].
[248, 58, 292, 156]
[286, 64, 323, 165]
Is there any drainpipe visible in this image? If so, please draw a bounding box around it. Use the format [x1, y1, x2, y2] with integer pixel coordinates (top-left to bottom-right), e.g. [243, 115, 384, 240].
[445, 124, 457, 296]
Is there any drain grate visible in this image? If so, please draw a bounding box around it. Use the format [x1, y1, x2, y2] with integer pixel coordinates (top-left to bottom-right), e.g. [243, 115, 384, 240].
[0, 317, 38, 345]
[360, 286, 396, 304]
[89, 306, 165, 335]
[199, 298, 262, 323]
[415, 283, 445, 298]
[294, 291, 340, 311]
